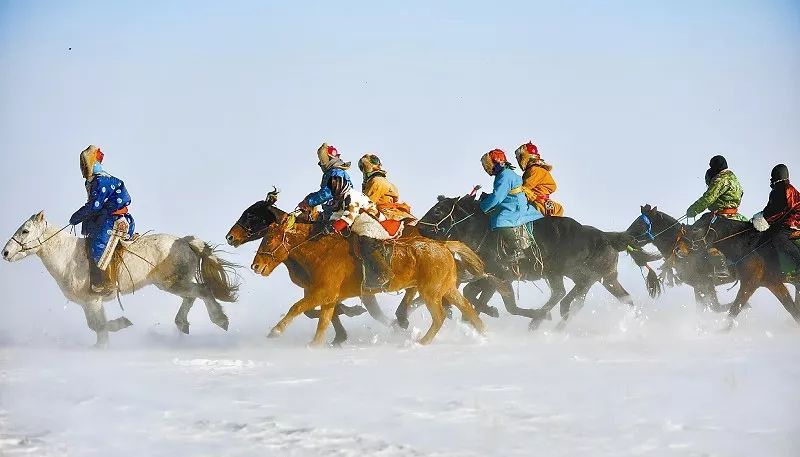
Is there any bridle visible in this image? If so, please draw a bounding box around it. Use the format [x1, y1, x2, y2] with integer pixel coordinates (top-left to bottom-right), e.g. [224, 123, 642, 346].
[255, 214, 322, 262]
[632, 212, 687, 245]
[417, 197, 476, 238]
[9, 221, 69, 253]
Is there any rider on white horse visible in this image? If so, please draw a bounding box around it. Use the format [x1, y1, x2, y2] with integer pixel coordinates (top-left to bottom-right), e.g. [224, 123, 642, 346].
[69, 145, 135, 293]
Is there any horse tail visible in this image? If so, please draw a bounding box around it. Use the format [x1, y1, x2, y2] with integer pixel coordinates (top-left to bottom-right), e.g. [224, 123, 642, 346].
[187, 238, 240, 303]
[444, 241, 485, 277]
[602, 231, 663, 298]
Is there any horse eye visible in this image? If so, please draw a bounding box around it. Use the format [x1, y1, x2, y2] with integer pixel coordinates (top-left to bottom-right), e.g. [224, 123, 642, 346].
[21, 229, 29, 235]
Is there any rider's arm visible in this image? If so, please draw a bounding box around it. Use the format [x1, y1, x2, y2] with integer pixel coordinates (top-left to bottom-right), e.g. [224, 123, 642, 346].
[686, 177, 727, 217]
[304, 179, 334, 207]
[69, 179, 113, 225]
[479, 171, 512, 214]
[762, 186, 788, 223]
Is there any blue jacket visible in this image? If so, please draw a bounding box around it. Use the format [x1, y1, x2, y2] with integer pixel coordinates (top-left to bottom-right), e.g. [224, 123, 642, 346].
[304, 167, 353, 217]
[479, 167, 543, 229]
[69, 172, 133, 237]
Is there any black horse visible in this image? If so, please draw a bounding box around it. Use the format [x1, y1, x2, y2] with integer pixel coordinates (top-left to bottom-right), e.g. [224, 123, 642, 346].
[625, 204, 737, 312]
[414, 195, 661, 330]
[681, 212, 800, 326]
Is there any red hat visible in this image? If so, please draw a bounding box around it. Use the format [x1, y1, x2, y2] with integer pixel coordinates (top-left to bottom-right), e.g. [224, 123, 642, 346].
[488, 148, 507, 164]
[524, 142, 539, 156]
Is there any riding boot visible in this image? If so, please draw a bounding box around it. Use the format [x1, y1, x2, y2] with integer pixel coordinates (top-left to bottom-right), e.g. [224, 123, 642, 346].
[497, 228, 525, 279]
[359, 236, 392, 290]
[706, 247, 731, 281]
[89, 262, 111, 294]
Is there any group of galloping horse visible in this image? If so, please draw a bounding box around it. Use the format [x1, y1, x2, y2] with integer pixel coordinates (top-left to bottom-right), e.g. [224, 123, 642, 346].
[3, 189, 798, 347]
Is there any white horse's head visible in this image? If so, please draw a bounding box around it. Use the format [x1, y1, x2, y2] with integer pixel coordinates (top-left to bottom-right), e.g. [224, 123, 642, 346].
[3, 211, 49, 262]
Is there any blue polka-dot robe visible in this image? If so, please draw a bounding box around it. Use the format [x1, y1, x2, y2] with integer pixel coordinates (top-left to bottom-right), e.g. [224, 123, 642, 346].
[69, 172, 135, 265]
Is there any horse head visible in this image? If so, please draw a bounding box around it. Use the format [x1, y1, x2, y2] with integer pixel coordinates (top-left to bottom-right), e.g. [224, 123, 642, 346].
[251, 210, 295, 276]
[3, 211, 48, 262]
[418, 194, 479, 240]
[226, 188, 282, 247]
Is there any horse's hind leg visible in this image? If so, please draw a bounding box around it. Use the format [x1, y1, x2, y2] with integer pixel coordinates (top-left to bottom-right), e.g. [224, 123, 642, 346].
[766, 281, 800, 324]
[331, 313, 348, 346]
[495, 280, 546, 319]
[444, 289, 486, 334]
[555, 281, 593, 331]
[601, 273, 636, 311]
[361, 294, 392, 326]
[83, 302, 110, 348]
[418, 293, 446, 345]
[174, 297, 194, 334]
[464, 279, 499, 318]
[529, 274, 566, 331]
[394, 289, 417, 330]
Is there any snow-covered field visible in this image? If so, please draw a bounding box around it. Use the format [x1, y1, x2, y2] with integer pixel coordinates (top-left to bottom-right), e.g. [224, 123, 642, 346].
[1, 287, 798, 457]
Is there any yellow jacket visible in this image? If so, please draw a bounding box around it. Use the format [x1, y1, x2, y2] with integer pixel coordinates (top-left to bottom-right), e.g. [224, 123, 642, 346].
[363, 174, 415, 221]
[521, 165, 564, 216]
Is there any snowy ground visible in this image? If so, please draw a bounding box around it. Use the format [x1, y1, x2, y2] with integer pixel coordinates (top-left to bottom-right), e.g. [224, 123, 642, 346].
[1, 287, 799, 457]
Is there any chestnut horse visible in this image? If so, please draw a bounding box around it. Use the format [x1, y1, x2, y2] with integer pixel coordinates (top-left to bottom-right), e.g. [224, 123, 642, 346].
[249, 202, 487, 346]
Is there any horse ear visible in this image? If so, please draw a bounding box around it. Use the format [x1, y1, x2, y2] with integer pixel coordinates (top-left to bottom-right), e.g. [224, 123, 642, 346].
[265, 186, 280, 206]
[437, 195, 446, 202]
[33, 211, 45, 222]
[652, 206, 658, 214]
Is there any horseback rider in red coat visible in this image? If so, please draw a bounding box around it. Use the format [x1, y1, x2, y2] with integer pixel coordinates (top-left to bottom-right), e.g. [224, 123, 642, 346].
[752, 164, 800, 272]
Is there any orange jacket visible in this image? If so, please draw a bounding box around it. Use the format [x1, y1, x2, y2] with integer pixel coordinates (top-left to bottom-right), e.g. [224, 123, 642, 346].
[363, 175, 415, 221]
[521, 165, 564, 216]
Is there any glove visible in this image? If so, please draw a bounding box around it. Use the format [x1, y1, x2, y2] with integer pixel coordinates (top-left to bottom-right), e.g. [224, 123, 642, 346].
[752, 212, 769, 232]
[685, 208, 697, 218]
[69, 212, 82, 226]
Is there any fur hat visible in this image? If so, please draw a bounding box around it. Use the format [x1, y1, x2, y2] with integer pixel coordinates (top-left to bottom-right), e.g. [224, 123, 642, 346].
[79, 145, 104, 179]
[358, 153, 385, 179]
[515, 142, 552, 171]
[316, 143, 350, 170]
[481, 149, 512, 175]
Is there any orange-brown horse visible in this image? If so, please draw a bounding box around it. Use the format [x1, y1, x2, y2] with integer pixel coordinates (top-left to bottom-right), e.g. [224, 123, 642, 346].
[250, 204, 487, 346]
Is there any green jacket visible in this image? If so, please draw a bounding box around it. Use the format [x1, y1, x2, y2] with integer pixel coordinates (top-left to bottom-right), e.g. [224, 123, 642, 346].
[687, 170, 748, 221]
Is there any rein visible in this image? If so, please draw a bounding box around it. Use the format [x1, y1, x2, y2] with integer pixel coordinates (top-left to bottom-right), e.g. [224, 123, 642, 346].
[634, 213, 687, 244]
[417, 197, 476, 238]
[234, 220, 269, 240]
[10, 222, 71, 253]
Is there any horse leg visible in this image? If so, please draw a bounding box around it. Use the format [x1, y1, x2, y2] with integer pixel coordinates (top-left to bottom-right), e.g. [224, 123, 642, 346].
[555, 281, 593, 331]
[360, 294, 391, 326]
[105, 316, 133, 332]
[174, 297, 194, 334]
[330, 313, 348, 346]
[394, 289, 417, 329]
[766, 281, 800, 324]
[417, 293, 446, 345]
[444, 289, 486, 334]
[269, 292, 334, 338]
[464, 279, 499, 317]
[601, 273, 635, 309]
[310, 303, 337, 347]
[529, 274, 566, 331]
[83, 301, 109, 348]
[495, 280, 545, 319]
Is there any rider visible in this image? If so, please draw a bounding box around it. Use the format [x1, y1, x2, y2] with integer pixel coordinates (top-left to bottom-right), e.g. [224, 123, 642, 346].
[479, 149, 543, 271]
[685, 155, 746, 279]
[358, 153, 416, 224]
[752, 164, 800, 271]
[69, 145, 135, 293]
[298, 144, 393, 289]
[686, 155, 747, 221]
[514, 141, 564, 216]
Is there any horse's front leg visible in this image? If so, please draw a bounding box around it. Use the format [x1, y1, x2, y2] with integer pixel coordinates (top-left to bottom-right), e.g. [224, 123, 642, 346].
[268, 291, 335, 338]
[464, 279, 499, 318]
[529, 274, 565, 331]
[83, 301, 109, 348]
[361, 294, 392, 326]
[310, 303, 338, 347]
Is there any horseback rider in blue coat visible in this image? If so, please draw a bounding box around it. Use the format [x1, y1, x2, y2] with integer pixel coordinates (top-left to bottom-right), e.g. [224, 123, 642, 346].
[479, 148, 543, 268]
[298, 143, 353, 220]
[69, 145, 135, 293]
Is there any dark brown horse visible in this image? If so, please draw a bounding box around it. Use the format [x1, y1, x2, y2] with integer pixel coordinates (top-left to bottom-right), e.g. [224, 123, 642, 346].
[248, 201, 487, 346]
[680, 212, 800, 327]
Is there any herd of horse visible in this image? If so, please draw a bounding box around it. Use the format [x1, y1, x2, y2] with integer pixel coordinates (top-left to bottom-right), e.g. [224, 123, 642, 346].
[3, 190, 799, 347]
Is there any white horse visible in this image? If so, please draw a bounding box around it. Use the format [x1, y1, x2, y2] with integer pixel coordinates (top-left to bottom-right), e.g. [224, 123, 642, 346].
[2, 211, 239, 347]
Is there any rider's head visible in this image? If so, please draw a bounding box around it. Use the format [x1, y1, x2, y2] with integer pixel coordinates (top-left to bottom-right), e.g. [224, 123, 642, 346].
[317, 143, 349, 171]
[358, 154, 385, 181]
[705, 155, 728, 184]
[770, 164, 789, 188]
[514, 142, 541, 170]
[79, 145, 104, 180]
[480, 149, 514, 176]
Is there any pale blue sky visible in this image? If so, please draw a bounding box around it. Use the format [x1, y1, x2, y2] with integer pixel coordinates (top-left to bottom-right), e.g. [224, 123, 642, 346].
[1, 1, 798, 342]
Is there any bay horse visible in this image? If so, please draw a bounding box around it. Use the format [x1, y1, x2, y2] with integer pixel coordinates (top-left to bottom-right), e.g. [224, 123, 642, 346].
[226, 192, 402, 345]
[248, 200, 487, 346]
[2, 211, 239, 347]
[679, 212, 800, 326]
[625, 204, 738, 312]
[415, 195, 661, 331]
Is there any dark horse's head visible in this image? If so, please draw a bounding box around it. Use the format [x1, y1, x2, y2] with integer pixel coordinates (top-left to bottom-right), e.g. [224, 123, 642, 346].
[226, 187, 282, 247]
[625, 204, 686, 249]
[417, 194, 487, 242]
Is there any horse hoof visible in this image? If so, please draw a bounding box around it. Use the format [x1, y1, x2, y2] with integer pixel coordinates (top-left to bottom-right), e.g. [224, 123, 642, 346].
[176, 323, 190, 335]
[393, 318, 410, 330]
[214, 317, 230, 331]
[267, 328, 282, 338]
[342, 305, 367, 317]
[487, 307, 500, 318]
